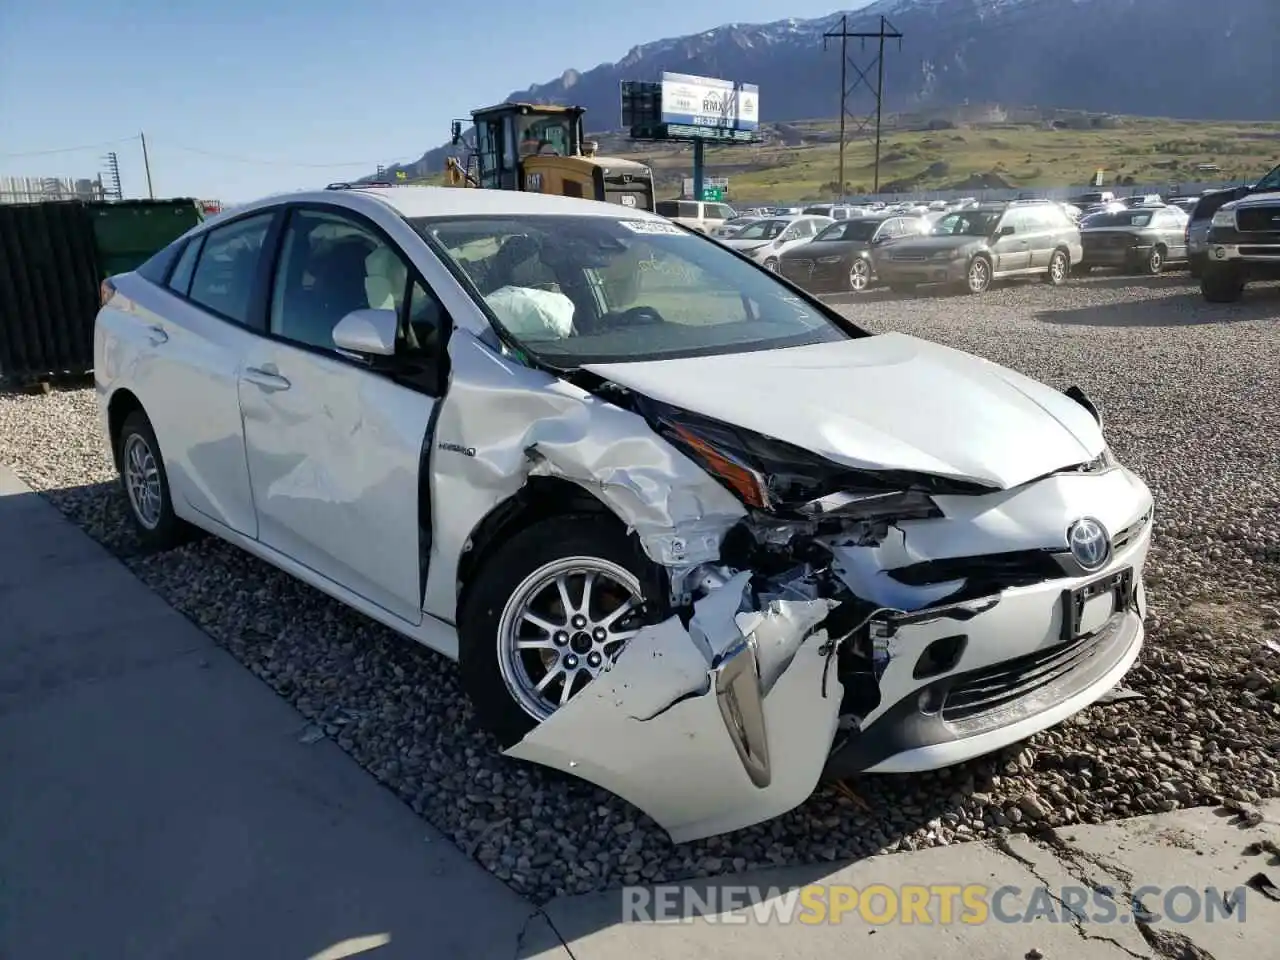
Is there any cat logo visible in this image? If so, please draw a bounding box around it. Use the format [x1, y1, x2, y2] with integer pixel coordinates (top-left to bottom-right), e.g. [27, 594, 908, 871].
[527, 173, 543, 192]
[620, 195, 637, 207]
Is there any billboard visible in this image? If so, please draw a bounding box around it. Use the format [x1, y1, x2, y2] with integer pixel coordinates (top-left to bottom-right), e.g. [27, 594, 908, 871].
[660, 73, 759, 131]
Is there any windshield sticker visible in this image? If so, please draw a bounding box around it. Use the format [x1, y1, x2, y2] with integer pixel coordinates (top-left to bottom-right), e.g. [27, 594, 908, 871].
[619, 220, 688, 236]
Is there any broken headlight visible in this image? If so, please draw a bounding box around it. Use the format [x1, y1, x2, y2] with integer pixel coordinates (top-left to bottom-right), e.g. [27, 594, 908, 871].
[638, 398, 988, 517]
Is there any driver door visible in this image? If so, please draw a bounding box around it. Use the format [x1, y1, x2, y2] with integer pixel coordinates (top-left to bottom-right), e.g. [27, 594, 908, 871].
[238, 206, 447, 625]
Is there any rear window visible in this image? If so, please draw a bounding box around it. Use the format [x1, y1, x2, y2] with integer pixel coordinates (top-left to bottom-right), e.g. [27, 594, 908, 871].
[1083, 212, 1154, 228]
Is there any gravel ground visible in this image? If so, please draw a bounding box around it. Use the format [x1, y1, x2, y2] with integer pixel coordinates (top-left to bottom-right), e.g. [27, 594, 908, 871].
[3, 272, 1279, 903]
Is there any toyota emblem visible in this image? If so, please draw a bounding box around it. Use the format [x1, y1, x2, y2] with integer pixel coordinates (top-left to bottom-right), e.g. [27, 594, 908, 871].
[1067, 517, 1111, 571]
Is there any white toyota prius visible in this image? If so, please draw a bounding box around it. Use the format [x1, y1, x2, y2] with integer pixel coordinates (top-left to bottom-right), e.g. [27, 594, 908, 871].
[95, 185, 1153, 843]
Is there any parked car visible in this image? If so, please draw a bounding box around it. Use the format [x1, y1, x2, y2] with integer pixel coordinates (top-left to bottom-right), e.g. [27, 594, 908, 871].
[653, 199, 737, 234]
[1078, 205, 1188, 275]
[875, 201, 1083, 295]
[1200, 178, 1280, 302]
[777, 215, 928, 292]
[1187, 162, 1280, 278]
[1069, 191, 1116, 207]
[802, 203, 861, 221]
[711, 216, 763, 239]
[1164, 197, 1200, 215]
[716, 214, 833, 270]
[95, 184, 1153, 844]
[1119, 194, 1164, 209]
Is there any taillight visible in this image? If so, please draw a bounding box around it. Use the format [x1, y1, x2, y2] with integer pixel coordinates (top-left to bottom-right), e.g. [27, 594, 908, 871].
[99, 278, 116, 308]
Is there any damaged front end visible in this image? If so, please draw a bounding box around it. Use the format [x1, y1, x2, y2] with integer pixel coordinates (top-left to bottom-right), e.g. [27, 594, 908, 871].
[507, 388, 1152, 844]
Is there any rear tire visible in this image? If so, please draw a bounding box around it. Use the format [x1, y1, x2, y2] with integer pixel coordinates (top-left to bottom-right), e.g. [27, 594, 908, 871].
[1200, 267, 1244, 303]
[1145, 245, 1165, 276]
[1045, 249, 1070, 286]
[116, 410, 195, 551]
[458, 516, 663, 749]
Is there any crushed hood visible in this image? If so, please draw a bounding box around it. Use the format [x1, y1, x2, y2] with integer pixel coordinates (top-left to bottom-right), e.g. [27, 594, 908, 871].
[583, 332, 1104, 489]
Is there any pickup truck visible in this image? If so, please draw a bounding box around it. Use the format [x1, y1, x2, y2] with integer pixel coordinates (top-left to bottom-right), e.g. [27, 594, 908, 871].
[1187, 162, 1280, 279]
[1199, 169, 1280, 302]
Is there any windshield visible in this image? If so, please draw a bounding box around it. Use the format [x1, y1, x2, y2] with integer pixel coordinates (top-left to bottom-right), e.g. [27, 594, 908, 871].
[815, 220, 880, 242]
[412, 215, 857, 366]
[1083, 211, 1154, 228]
[1254, 163, 1280, 192]
[732, 219, 789, 240]
[932, 211, 1000, 237]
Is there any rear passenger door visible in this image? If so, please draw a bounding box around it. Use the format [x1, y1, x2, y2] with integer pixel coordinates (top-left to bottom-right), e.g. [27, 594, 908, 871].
[137, 211, 279, 539]
[238, 205, 448, 625]
[991, 211, 1032, 273]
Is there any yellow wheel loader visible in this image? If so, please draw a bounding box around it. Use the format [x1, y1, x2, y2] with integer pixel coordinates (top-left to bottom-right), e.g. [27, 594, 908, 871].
[447, 102, 655, 212]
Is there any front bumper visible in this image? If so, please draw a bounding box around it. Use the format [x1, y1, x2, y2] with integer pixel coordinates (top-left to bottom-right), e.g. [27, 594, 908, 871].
[1202, 241, 1280, 280]
[824, 574, 1146, 777]
[875, 258, 967, 285]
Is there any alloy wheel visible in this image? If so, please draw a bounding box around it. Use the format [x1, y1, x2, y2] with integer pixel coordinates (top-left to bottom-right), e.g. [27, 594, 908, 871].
[496, 557, 645, 721]
[849, 259, 870, 291]
[968, 258, 990, 293]
[1050, 251, 1068, 284]
[123, 433, 163, 530]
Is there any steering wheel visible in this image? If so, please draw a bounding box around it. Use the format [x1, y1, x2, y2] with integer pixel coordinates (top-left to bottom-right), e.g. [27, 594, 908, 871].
[615, 305, 665, 326]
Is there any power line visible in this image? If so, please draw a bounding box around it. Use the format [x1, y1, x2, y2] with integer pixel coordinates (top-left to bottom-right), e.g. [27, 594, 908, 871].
[0, 136, 139, 159]
[162, 141, 419, 169]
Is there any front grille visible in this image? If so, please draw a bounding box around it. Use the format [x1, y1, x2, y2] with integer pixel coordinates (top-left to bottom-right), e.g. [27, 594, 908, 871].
[942, 632, 1106, 722]
[886, 550, 1063, 594]
[1236, 206, 1280, 232]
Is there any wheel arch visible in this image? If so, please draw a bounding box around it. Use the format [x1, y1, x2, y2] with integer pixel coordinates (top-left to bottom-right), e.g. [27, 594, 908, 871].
[106, 387, 145, 470]
[455, 476, 627, 619]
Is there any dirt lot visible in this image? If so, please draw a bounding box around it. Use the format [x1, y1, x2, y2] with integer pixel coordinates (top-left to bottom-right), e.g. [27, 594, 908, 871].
[1, 271, 1277, 904]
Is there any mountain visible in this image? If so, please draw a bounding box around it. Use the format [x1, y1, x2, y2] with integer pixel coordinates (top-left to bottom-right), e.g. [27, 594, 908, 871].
[386, 0, 1276, 179]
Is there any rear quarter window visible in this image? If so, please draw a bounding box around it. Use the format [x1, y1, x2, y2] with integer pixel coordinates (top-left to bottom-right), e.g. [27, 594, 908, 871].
[135, 237, 188, 284]
[655, 200, 680, 217]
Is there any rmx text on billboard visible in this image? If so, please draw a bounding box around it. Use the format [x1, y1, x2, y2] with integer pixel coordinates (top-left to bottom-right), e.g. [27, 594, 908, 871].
[660, 73, 759, 131]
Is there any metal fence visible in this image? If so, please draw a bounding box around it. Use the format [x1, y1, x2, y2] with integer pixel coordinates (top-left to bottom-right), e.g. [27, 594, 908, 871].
[0, 201, 102, 383]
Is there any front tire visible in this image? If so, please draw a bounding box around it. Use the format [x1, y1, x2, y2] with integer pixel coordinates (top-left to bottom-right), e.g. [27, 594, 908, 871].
[965, 255, 993, 294]
[458, 516, 660, 748]
[1201, 267, 1244, 303]
[848, 257, 871, 292]
[116, 410, 193, 551]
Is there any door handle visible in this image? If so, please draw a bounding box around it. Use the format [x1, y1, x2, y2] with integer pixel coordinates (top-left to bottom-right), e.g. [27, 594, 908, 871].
[243, 366, 291, 392]
[147, 325, 168, 345]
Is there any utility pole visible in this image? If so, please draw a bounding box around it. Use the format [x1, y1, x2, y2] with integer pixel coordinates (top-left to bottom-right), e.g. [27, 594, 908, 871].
[823, 15, 903, 197]
[140, 132, 154, 199]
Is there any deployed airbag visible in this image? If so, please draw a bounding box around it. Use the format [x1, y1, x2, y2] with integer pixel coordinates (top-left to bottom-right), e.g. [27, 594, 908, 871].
[485, 285, 575, 339]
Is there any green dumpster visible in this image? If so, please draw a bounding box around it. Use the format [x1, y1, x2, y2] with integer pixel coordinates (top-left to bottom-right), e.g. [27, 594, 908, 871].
[87, 198, 205, 279]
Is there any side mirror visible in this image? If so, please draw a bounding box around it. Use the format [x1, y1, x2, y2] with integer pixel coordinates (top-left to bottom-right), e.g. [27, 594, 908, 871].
[333, 308, 397, 358]
[451, 121, 463, 146]
[997, 225, 1016, 238]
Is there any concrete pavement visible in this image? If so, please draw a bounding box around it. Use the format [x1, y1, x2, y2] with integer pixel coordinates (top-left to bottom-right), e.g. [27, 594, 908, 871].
[531, 802, 1280, 958]
[5, 460, 1278, 959]
[0, 465, 569, 960]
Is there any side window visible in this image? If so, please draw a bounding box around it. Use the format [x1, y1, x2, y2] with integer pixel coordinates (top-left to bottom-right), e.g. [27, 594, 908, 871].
[269, 209, 413, 352]
[999, 211, 1027, 235]
[136, 239, 185, 284]
[167, 237, 203, 296]
[710, 204, 735, 221]
[678, 201, 699, 219]
[187, 214, 274, 324]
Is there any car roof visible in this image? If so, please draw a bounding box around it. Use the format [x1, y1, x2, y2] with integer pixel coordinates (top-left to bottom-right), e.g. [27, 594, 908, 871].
[220, 185, 647, 222]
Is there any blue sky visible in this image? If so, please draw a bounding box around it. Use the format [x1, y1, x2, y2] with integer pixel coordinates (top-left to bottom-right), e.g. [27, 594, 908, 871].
[1, 1, 875, 202]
